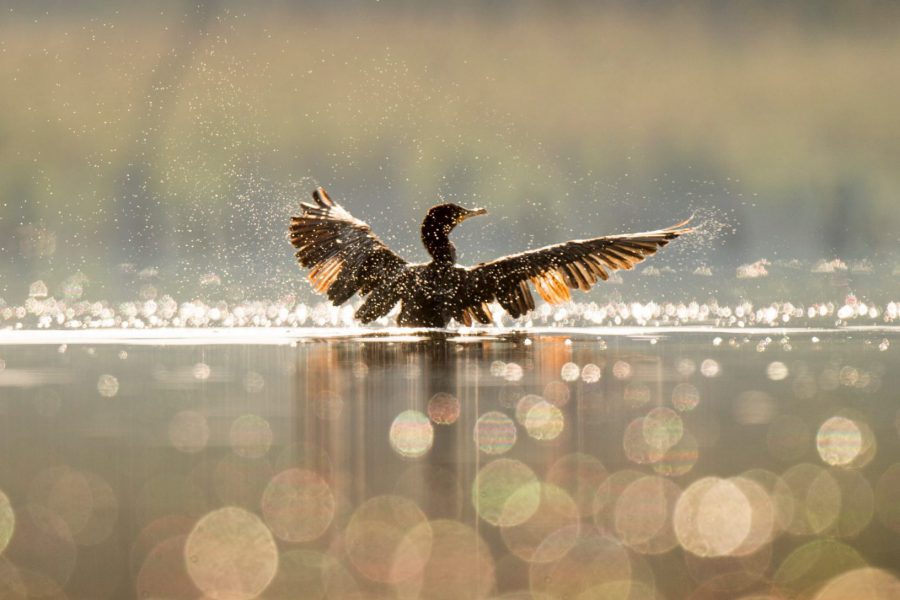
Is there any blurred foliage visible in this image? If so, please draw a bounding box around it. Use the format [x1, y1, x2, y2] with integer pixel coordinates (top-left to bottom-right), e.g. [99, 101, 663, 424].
[0, 0, 898, 301]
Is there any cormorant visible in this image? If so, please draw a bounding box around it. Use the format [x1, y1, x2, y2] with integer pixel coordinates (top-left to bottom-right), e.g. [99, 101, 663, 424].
[290, 187, 692, 327]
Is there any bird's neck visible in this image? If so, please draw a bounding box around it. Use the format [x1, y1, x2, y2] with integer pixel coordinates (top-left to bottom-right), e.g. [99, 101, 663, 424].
[421, 219, 457, 264]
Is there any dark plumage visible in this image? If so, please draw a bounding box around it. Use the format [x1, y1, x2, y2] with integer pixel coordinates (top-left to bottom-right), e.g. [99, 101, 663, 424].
[290, 187, 693, 327]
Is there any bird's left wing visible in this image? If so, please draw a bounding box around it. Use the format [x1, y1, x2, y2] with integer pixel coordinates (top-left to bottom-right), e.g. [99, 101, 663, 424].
[463, 219, 693, 322]
[290, 187, 408, 307]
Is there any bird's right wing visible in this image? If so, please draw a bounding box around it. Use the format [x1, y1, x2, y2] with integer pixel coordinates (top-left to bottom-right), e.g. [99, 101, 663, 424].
[464, 219, 693, 320]
[290, 188, 408, 318]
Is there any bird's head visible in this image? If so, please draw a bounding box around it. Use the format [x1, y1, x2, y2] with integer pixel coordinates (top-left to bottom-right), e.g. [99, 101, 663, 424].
[423, 203, 487, 235]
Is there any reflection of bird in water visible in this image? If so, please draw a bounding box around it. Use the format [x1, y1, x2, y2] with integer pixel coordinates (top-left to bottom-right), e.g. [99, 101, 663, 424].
[290, 187, 692, 327]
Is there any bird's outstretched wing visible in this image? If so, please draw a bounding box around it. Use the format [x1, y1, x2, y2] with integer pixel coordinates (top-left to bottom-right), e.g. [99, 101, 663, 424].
[464, 219, 693, 321]
[290, 187, 407, 319]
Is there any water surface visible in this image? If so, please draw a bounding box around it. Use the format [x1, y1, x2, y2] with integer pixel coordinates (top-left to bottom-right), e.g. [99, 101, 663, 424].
[0, 329, 898, 599]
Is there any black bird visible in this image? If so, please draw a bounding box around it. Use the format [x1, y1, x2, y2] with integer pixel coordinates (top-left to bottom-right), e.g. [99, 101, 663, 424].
[290, 187, 692, 327]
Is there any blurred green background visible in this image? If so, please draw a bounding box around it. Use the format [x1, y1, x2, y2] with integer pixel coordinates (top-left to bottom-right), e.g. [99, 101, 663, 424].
[1, 0, 898, 303]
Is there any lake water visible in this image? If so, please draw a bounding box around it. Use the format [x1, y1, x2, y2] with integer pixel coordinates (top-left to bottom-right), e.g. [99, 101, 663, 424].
[0, 328, 898, 599]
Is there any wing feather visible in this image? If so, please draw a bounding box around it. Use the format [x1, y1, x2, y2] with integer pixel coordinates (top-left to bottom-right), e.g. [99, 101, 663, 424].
[290, 187, 407, 317]
[465, 219, 693, 318]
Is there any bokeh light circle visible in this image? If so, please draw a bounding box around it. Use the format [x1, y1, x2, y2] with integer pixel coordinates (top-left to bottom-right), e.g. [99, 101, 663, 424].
[546, 453, 608, 518]
[813, 567, 900, 599]
[700, 358, 721, 377]
[560, 362, 580, 382]
[542, 381, 570, 407]
[389, 410, 434, 458]
[6, 504, 77, 589]
[27, 466, 93, 539]
[74, 471, 119, 547]
[773, 539, 865, 598]
[192, 362, 212, 380]
[729, 476, 776, 556]
[524, 400, 565, 441]
[530, 527, 633, 600]
[168, 410, 210, 454]
[427, 392, 460, 425]
[344, 495, 433, 584]
[816, 416, 862, 467]
[674, 477, 752, 557]
[504, 362, 524, 382]
[0, 491, 13, 555]
[766, 361, 789, 381]
[396, 519, 495, 600]
[593, 470, 644, 531]
[261, 468, 335, 543]
[130, 515, 194, 579]
[137, 534, 197, 600]
[782, 463, 841, 535]
[97, 374, 119, 397]
[581, 363, 602, 383]
[473, 459, 540, 527]
[184, 506, 279, 600]
[652, 431, 700, 477]
[474, 411, 517, 455]
[515, 395, 543, 425]
[229, 414, 274, 459]
[614, 475, 680, 554]
[671, 382, 700, 411]
[741, 468, 795, 535]
[623, 418, 664, 465]
[642, 406, 684, 451]
[500, 483, 579, 563]
[676, 358, 697, 376]
[612, 361, 632, 379]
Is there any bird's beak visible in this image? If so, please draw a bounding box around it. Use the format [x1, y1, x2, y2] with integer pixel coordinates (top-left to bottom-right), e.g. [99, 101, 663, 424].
[460, 207, 487, 221]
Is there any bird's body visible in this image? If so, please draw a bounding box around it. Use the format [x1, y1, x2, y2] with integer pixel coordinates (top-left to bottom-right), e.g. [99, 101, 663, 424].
[290, 187, 692, 327]
[396, 262, 472, 327]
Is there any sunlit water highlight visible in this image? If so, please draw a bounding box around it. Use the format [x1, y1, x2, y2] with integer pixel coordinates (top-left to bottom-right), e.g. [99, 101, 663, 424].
[4, 294, 900, 331]
[0, 327, 898, 598]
